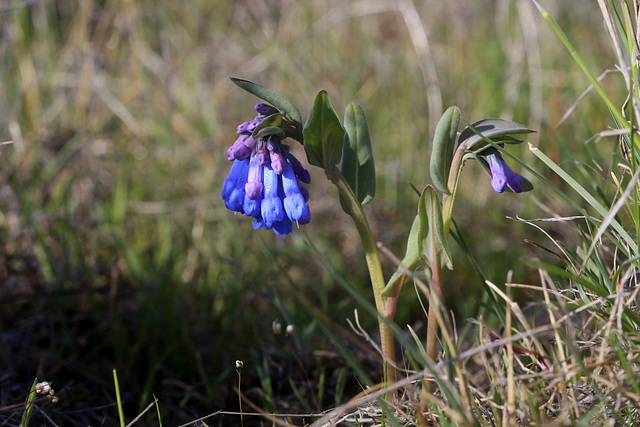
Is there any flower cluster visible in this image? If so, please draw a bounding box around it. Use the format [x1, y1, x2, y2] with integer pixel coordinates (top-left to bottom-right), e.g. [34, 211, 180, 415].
[35, 381, 55, 396]
[485, 149, 524, 193]
[222, 104, 311, 235]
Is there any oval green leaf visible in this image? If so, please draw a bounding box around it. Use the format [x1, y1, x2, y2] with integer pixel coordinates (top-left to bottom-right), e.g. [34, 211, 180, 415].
[230, 78, 302, 126]
[251, 113, 283, 138]
[419, 185, 453, 269]
[382, 213, 424, 297]
[303, 90, 345, 172]
[430, 106, 461, 195]
[459, 118, 534, 152]
[341, 102, 376, 206]
[253, 126, 286, 140]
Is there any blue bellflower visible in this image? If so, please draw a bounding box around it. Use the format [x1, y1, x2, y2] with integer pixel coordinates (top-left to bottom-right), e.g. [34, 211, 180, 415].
[485, 150, 524, 193]
[222, 104, 311, 236]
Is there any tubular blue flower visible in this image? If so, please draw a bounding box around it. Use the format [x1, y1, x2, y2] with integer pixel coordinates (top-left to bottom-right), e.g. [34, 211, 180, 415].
[282, 161, 310, 222]
[223, 159, 249, 212]
[222, 104, 311, 236]
[486, 151, 524, 193]
[222, 158, 246, 200]
[261, 164, 286, 225]
[243, 193, 262, 217]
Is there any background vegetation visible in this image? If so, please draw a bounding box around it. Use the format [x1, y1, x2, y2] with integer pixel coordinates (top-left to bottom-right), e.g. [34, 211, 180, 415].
[0, 0, 631, 425]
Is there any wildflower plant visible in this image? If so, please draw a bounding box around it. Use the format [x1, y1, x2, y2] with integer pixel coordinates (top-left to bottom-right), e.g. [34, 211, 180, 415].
[222, 81, 310, 236]
[223, 78, 534, 387]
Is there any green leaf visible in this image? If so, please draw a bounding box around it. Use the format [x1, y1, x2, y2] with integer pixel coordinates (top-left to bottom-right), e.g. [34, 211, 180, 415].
[382, 185, 452, 298]
[419, 185, 452, 270]
[529, 143, 637, 252]
[303, 90, 345, 172]
[341, 102, 376, 207]
[253, 126, 286, 140]
[382, 214, 424, 297]
[430, 106, 461, 195]
[459, 118, 535, 152]
[230, 78, 302, 126]
[252, 113, 282, 135]
[520, 176, 534, 192]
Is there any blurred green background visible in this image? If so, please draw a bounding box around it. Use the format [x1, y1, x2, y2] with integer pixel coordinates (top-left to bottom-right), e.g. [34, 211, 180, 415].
[0, 0, 624, 424]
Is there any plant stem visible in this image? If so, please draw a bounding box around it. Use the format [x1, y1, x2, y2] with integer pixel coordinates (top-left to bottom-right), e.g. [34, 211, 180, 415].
[442, 141, 467, 235]
[331, 166, 396, 384]
[425, 256, 443, 364]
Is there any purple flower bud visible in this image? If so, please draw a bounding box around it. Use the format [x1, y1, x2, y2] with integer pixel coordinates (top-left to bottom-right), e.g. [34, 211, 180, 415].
[265, 136, 277, 151]
[257, 144, 269, 165]
[487, 152, 524, 193]
[236, 121, 251, 135]
[246, 118, 261, 133]
[254, 103, 279, 116]
[226, 136, 244, 161]
[270, 150, 286, 175]
[237, 118, 262, 135]
[233, 136, 256, 161]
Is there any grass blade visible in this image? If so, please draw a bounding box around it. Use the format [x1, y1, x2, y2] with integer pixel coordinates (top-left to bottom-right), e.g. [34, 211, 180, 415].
[113, 369, 126, 427]
[531, 0, 628, 130]
[528, 143, 637, 253]
[19, 378, 38, 427]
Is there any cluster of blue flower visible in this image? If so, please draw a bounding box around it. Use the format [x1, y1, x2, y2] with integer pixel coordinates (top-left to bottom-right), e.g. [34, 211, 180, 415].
[222, 104, 311, 236]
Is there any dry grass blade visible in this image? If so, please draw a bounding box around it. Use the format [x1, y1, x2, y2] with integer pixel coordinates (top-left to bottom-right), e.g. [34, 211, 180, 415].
[555, 69, 619, 128]
[505, 273, 516, 426]
[539, 270, 580, 419]
[125, 399, 159, 427]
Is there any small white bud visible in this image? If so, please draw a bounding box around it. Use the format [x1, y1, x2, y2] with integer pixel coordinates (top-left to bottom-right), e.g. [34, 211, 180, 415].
[286, 324, 294, 334]
[272, 320, 282, 334]
[235, 360, 244, 368]
[35, 381, 52, 395]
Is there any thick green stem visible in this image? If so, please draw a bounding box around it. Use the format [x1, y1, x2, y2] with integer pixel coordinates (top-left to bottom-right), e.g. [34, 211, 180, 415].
[330, 166, 396, 384]
[442, 141, 467, 234]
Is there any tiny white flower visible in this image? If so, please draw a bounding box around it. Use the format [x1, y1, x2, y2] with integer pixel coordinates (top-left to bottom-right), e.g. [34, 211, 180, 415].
[286, 324, 294, 334]
[272, 320, 282, 334]
[35, 381, 52, 395]
[235, 360, 244, 368]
